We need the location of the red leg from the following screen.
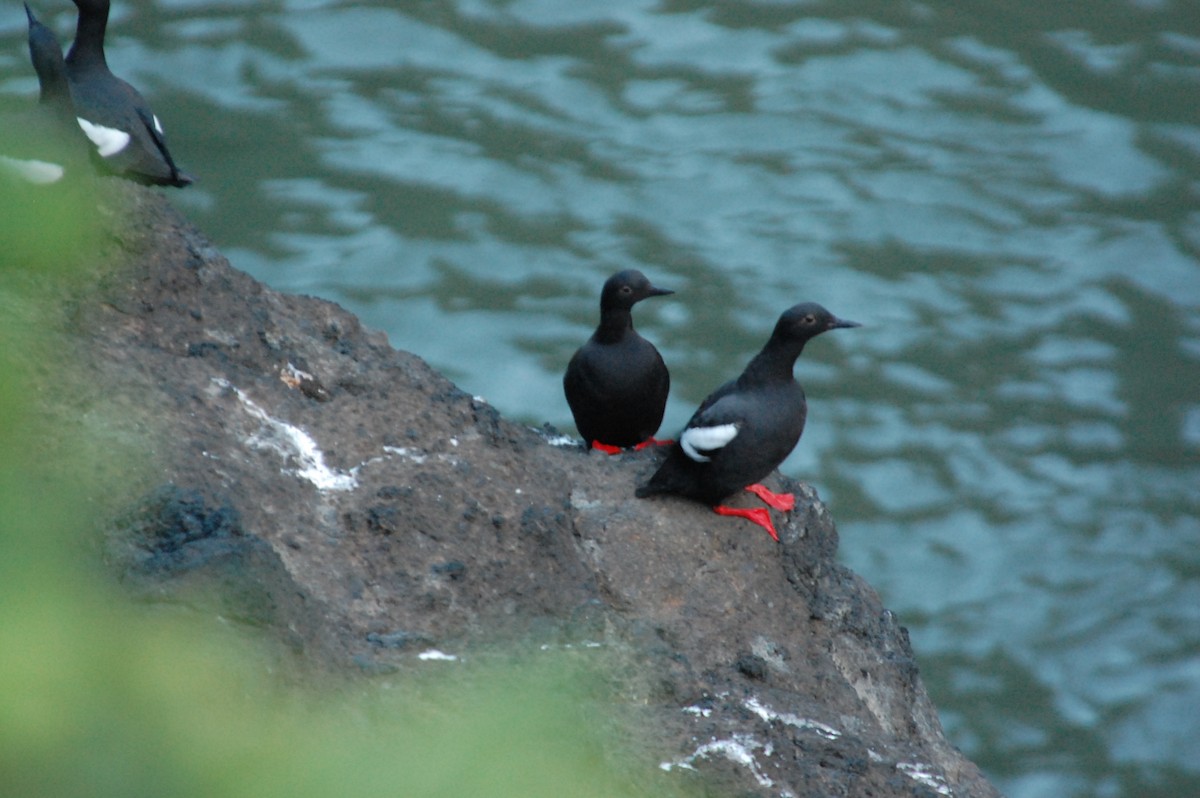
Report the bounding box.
[591,441,623,455]
[713,505,779,541]
[633,437,675,450]
[745,483,795,512]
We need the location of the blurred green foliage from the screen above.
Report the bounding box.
[0,137,106,276]
[0,187,684,798]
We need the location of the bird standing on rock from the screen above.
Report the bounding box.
[564,269,674,453]
[636,302,860,541]
[65,0,193,186]
[0,4,91,184]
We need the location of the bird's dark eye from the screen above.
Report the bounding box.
[804,314,815,324]
[621,286,633,294]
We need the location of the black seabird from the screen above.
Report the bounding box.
[564,269,674,453]
[636,302,860,540]
[65,0,193,187]
[26,4,73,119]
[0,4,91,184]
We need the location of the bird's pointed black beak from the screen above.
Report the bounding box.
[830,316,861,329]
[649,285,674,297]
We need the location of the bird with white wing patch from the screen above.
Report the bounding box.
[636,302,860,540]
[0,5,92,184]
[65,0,192,186]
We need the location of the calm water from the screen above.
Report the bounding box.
[4,1,1198,795]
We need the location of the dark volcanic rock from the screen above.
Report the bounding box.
[59,183,999,798]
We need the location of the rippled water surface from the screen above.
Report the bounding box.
[4,1,1198,795]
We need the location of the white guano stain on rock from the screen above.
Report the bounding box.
[663,696,843,794]
[660,734,774,788]
[743,696,842,740]
[213,377,358,492]
[381,446,428,464]
[896,762,953,796]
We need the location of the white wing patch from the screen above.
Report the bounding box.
[77,117,131,157]
[152,114,164,135]
[0,155,64,184]
[681,423,739,463]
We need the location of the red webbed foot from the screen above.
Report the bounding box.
[590,441,624,455]
[713,504,779,541]
[745,483,795,512]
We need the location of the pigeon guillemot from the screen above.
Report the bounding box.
[26,4,73,119]
[564,269,674,453]
[0,4,91,184]
[65,0,193,187]
[636,302,860,540]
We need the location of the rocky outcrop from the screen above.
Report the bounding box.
[59,183,999,797]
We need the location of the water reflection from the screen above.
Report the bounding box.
[3,1,1198,796]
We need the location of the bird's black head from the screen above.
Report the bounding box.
[773,302,861,342]
[600,269,674,312]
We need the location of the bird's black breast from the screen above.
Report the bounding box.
[564,333,669,447]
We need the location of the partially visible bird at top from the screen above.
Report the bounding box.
[636,302,860,541]
[0,4,92,184]
[64,0,193,187]
[564,269,674,454]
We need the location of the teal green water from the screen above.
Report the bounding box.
[4,2,1198,795]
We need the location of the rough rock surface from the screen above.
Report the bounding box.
[55,183,1000,798]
